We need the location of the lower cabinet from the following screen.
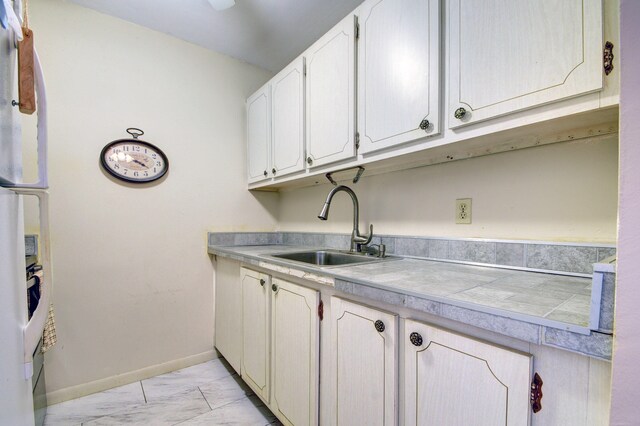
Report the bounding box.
[214,259,242,373]
[241,268,270,400]
[271,278,320,426]
[240,267,320,426]
[403,319,532,426]
[215,260,611,426]
[331,298,398,426]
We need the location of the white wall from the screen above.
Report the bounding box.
[610,0,640,423]
[279,135,618,243]
[22,0,277,400]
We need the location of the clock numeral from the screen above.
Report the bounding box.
[144,172,149,177]
[114,164,120,169]
[153,167,157,173]
[124,169,128,175]
[152,154,157,159]
[156,161,161,166]
[134,146,140,152]
[134,172,139,177]
[144,148,148,153]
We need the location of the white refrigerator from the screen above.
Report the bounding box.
[1,1,52,424]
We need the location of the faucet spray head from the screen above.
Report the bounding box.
[318,202,330,220]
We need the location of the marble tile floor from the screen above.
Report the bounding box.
[44,358,282,425]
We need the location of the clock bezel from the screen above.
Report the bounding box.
[100,138,169,184]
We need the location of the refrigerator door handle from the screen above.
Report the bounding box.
[6,47,48,190]
[13,189,52,379]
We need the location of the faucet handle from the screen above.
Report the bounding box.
[353,225,373,246]
[365,224,373,244]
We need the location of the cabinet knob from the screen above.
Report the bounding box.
[259,279,265,287]
[454,107,467,120]
[419,119,430,130]
[272,168,277,175]
[374,320,385,333]
[263,170,267,177]
[307,156,313,165]
[271,283,278,292]
[409,332,423,347]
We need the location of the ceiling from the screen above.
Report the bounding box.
[68,0,365,72]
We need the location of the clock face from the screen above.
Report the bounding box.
[100,139,169,183]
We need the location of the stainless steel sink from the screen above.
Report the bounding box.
[270,250,392,267]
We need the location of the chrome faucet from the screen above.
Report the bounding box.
[317,185,373,252]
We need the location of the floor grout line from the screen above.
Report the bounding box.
[140,380,147,404]
[197,386,212,411]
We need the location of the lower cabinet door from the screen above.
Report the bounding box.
[332,297,398,426]
[241,268,270,401]
[403,320,532,426]
[271,278,320,426]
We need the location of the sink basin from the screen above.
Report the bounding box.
[271,250,390,267]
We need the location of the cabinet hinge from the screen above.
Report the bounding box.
[355,132,360,150]
[354,15,360,40]
[604,41,614,76]
[530,373,543,413]
[318,300,324,321]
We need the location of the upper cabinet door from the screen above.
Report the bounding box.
[305,15,356,169]
[358,0,441,154]
[272,57,305,178]
[247,84,271,183]
[448,0,603,128]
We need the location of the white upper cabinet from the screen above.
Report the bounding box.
[272,57,306,178]
[358,0,441,154]
[246,84,271,183]
[305,14,357,168]
[448,0,604,128]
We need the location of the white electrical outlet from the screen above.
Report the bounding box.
[456,198,472,224]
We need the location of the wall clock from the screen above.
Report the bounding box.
[100,128,169,183]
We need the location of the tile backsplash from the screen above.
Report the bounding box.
[208,232,615,276]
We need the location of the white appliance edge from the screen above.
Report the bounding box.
[1,1,50,424]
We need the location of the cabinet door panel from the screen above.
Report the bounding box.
[272,57,305,177]
[448,0,603,128]
[214,259,242,373]
[359,0,440,154]
[241,268,270,400]
[404,320,532,426]
[247,85,271,183]
[332,298,397,426]
[305,15,356,168]
[271,278,319,426]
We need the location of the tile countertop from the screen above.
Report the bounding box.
[208,244,614,360]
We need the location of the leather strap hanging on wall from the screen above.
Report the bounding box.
[17,0,35,115]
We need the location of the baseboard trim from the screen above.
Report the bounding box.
[46,350,217,405]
